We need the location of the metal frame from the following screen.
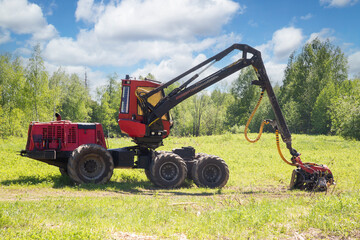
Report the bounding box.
[137,44,296,155]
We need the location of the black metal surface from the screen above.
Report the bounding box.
[22,150,56,160]
[78,123,96,129]
[20,150,68,168]
[108,148,135,168]
[290,167,334,191]
[172,147,195,161]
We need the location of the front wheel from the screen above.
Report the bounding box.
[67,144,114,184]
[192,155,229,188]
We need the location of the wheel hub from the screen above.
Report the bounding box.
[203,164,221,183]
[84,160,97,173]
[159,162,179,181]
[79,154,105,180]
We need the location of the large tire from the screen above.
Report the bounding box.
[150,152,187,188]
[192,155,229,188]
[67,144,114,184]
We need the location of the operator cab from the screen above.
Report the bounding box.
[118,76,171,148]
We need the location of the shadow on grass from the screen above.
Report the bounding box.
[0,175,215,196]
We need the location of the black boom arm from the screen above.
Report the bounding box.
[139,44,297,155]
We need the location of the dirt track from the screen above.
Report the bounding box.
[0,185,321,202]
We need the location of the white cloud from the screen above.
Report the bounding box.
[248,19,258,27]
[0,0,58,41]
[75,0,105,24]
[226,27,304,85]
[253,27,304,62]
[264,61,287,85]
[307,28,335,42]
[300,13,313,20]
[42,0,244,91]
[320,0,358,7]
[132,46,242,87]
[46,1,57,16]
[132,53,207,82]
[44,36,214,67]
[212,33,243,52]
[272,27,304,60]
[45,0,243,67]
[0,28,11,44]
[348,51,360,76]
[92,0,241,41]
[32,24,58,41]
[254,42,272,61]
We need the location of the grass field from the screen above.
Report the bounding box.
[0,133,359,239]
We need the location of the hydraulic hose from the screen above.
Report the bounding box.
[244,90,267,143]
[275,130,298,166]
[244,90,297,166]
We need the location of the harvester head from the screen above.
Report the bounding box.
[289,156,335,192]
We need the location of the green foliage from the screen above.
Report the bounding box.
[280,38,348,133]
[311,81,337,134]
[170,95,196,137]
[60,74,92,122]
[206,89,234,135]
[49,67,68,119]
[226,67,258,127]
[92,73,122,137]
[0,46,94,138]
[25,44,52,122]
[330,79,360,140]
[0,53,29,137]
[165,81,233,136]
[282,99,303,133]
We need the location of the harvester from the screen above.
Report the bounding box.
[21,44,335,190]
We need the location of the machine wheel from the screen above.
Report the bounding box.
[150,152,187,188]
[67,144,114,184]
[192,155,229,188]
[59,167,68,176]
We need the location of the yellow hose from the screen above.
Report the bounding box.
[244,90,267,143]
[244,89,297,166]
[275,130,298,166]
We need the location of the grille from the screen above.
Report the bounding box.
[43,126,55,142]
[56,126,64,140]
[68,126,77,143]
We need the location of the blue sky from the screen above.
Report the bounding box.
[0,0,359,92]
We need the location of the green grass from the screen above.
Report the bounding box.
[0,134,359,239]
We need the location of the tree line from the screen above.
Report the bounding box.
[0,39,359,140]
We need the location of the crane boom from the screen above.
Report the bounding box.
[135,44,296,155]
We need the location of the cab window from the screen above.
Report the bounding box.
[136,87,168,120]
[120,86,130,113]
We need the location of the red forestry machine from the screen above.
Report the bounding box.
[21,44,334,190]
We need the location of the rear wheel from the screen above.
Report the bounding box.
[67,144,114,184]
[192,155,229,188]
[150,152,187,188]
